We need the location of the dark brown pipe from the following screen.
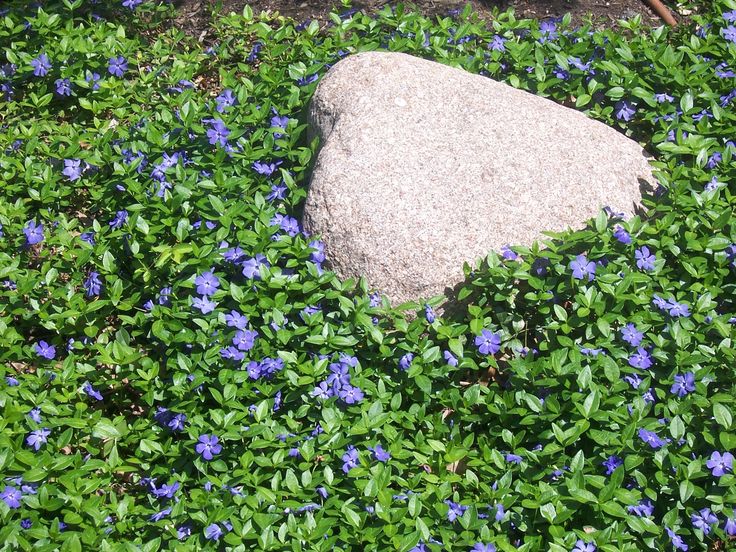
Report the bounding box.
[643,0,678,26]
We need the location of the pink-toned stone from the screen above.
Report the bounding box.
[303,51,655,306]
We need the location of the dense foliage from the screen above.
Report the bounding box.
[0,0,735,550]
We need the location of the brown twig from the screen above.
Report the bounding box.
[643,0,677,26]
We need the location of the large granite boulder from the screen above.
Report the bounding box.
[302,51,655,306]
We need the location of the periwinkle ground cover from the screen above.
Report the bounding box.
[0,0,735,550]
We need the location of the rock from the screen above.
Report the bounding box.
[302,51,655,306]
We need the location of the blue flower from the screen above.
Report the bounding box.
[445,500,468,522]
[26,428,50,450]
[342,446,359,473]
[108,56,128,77]
[691,507,718,535]
[34,340,56,360]
[399,353,414,371]
[489,35,506,52]
[0,486,21,509]
[31,53,51,76]
[601,455,622,475]
[472,544,496,552]
[63,159,83,181]
[109,210,128,229]
[194,271,219,296]
[55,78,72,96]
[475,329,501,355]
[443,350,458,366]
[424,304,436,323]
[368,444,391,462]
[215,89,236,113]
[627,499,654,517]
[635,246,656,271]
[569,254,596,281]
[573,541,596,552]
[192,296,217,314]
[206,119,230,146]
[665,527,688,551]
[505,453,523,464]
[84,271,102,297]
[24,220,44,245]
[628,347,652,369]
[614,100,636,121]
[638,428,667,449]
[83,382,103,401]
[204,523,223,541]
[620,323,643,346]
[195,435,222,460]
[670,373,695,398]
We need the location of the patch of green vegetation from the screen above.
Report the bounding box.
[0,1,735,550]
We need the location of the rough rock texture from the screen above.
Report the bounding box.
[303,51,655,306]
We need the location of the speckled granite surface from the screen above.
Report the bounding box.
[303,51,655,306]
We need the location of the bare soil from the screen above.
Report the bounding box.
[172,0,691,40]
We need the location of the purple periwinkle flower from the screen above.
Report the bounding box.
[505,453,523,464]
[670,373,695,398]
[26,428,50,450]
[424,304,436,323]
[570,253,598,281]
[204,523,223,541]
[628,499,654,517]
[691,507,718,535]
[638,428,667,449]
[34,340,56,360]
[369,444,391,462]
[31,53,51,77]
[83,381,103,401]
[613,226,632,244]
[28,408,42,424]
[722,25,736,43]
[192,296,217,314]
[665,527,688,551]
[573,541,596,552]
[602,455,623,475]
[215,89,236,113]
[338,384,364,404]
[706,451,734,477]
[399,353,414,371]
[614,100,636,121]
[224,310,248,329]
[108,56,128,77]
[242,254,269,279]
[628,347,652,370]
[84,271,102,297]
[24,220,44,245]
[620,323,643,346]
[195,434,222,460]
[85,72,101,90]
[472,544,496,552]
[194,271,219,296]
[206,118,230,146]
[725,511,736,536]
[342,446,359,473]
[475,329,501,355]
[109,210,128,229]
[55,78,72,96]
[63,159,83,181]
[489,34,506,51]
[635,246,656,271]
[667,299,691,318]
[252,160,282,176]
[445,500,468,522]
[443,350,458,367]
[0,486,21,509]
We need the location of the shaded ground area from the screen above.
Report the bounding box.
[173,0,692,39]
